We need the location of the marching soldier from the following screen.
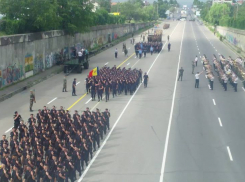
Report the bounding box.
[62,76,67,92]
[72,78,77,96]
[143,73,149,88]
[30,90,36,112]
[104,82,110,102]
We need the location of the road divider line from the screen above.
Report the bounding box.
[242,87,245,92]
[218,117,223,127]
[47,97,57,104]
[227,146,233,161]
[77,21,181,182]
[76,81,80,85]
[85,98,92,104]
[5,127,13,133]
[159,21,184,182]
[213,99,216,105]
[127,63,130,66]
[131,60,140,68]
[117,53,135,68]
[105,62,109,65]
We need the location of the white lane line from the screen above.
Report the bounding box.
[213,99,216,105]
[159,22,185,182]
[127,63,130,66]
[205,75,207,78]
[218,117,223,127]
[85,98,92,104]
[128,47,131,49]
[47,97,57,104]
[199,52,201,54]
[105,62,109,65]
[76,81,80,85]
[242,87,245,92]
[216,49,218,52]
[227,146,233,161]
[131,60,140,68]
[5,127,13,133]
[77,21,181,182]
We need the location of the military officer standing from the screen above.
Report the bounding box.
[105,82,110,102]
[143,73,149,88]
[30,90,36,112]
[63,76,67,92]
[178,67,184,81]
[72,78,77,96]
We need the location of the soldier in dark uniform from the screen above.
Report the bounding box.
[14,111,21,129]
[55,165,66,182]
[72,78,77,96]
[105,82,110,102]
[85,76,91,94]
[178,67,184,81]
[30,90,36,112]
[90,81,96,101]
[98,83,104,102]
[65,154,75,182]
[63,76,67,92]
[143,73,149,88]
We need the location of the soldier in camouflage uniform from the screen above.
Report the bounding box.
[63,76,67,92]
[30,90,36,112]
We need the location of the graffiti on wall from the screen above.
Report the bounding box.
[112,33,118,41]
[33,54,44,74]
[25,53,33,72]
[226,33,239,46]
[45,53,58,69]
[0,63,24,88]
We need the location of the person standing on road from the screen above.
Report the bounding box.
[178,67,184,81]
[14,111,21,129]
[98,83,104,102]
[30,90,36,112]
[139,48,142,59]
[167,35,170,41]
[72,78,77,96]
[115,48,118,59]
[192,60,195,74]
[208,74,214,90]
[168,43,171,52]
[90,81,96,101]
[195,56,198,67]
[195,71,203,88]
[143,47,147,58]
[63,76,67,92]
[143,72,149,88]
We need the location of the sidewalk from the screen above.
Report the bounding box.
[0,66,63,102]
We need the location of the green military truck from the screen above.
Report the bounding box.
[63,57,89,74]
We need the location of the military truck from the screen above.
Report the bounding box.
[63,57,89,74]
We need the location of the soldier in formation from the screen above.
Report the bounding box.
[0,106,110,182]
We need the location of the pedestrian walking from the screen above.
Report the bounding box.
[192,60,195,74]
[143,72,149,88]
[168,43,171,52]
[63,76,67,92]
[195,56,198,67]
[178,67,184,81]
[72,78,77,96]
[194,71,203,88]
[115,48,118,58]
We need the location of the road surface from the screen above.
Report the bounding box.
[0,20,244,182]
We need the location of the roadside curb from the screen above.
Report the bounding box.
[0,24,153,103]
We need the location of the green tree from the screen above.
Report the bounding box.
[97,0,111,12]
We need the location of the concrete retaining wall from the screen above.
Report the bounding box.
[0,23,151,89]
[217,26,245,52]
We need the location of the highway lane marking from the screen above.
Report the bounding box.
[117,53,135,68]
[76,81,80,85]
[242,87,245,92]
[131,60,140,68]
[159,22,185,182]
[227,146,233,161]
[218,117,223,127]
[85,98,92,104]
[212,99,216,105]
[47,97,57,104]
[66,53,135,110]
[5,127,13,133]
[105,62,109,65]
[127,63,130,66]
[77,22,181,182]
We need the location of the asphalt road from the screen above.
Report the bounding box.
[0,20,245,182]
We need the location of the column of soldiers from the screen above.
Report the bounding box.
[202,55,215,90]
[85,66,142,102]
[134,42,163,58]
[0,106,111,182]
